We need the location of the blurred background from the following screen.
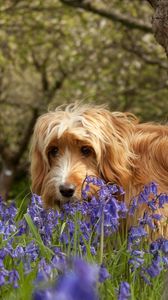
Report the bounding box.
[0,0,168,200]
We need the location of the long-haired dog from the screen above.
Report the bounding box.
[30,103,168,237]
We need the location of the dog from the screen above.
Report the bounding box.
[30,103,168,237]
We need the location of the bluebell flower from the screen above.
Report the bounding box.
[99,264,110,282]
[33,258,99,300]
[38,258,53,279]
[146,260,162,278]
[79,221,91,241]
[0,248,6,260]
[90,246,96,256]
[129,248,145,270]
[158,194,168,208]
[25,241,39,261]
[17,219,27,235]
[148,182,158,195]
[60,232,69,245]
[148,200,157,211]
[32,288,55,300]
[51,254,67,273]
[128,198,138,216]
[8,269,19,288]
[0,258,4,268]
[149,240,160,255]
[151,214,162,221]
[128,226,147,244]
[35,270,48,284]
[161,240,168,254]
[129,257,144,270]
[118,281,131,300]
[84,175,105,187]
[131,250,144,257]
[0,273,5,286]
[107,184,119,194]
[162,256,168,265]
[0,268,9,287]
[138,191,148,204]
[82,184,90,199]
[139,212,155,230]
[119,201,128,218]
[140,269,151,285]
[12,245,25,258]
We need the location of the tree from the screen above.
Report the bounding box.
[147,0,168,56]
[0,0,168,199]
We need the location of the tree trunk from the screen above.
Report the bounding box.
[0,162,16,200]
[147,0,168,57]
[0,108,38,200]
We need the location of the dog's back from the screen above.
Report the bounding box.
[131,123,168,194]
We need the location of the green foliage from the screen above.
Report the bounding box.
[0,0,168,197]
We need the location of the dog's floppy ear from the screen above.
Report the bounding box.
[30,115,49,195]
[98,110,137,188]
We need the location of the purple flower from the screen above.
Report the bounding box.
[139,212,155,230]
[90,246,96,256]
[84,176,105,187]
[119,201,128,218]
[151,214,162,220]
[161,240,168,254]
[12,245,25,258]
[148,200,157,211]
[99,265,110,282]
[25,241,39,261]
[162,256,168,265]
[60,232,69,245]
[8,269,19,288]
[158,194,168,208]
[0,268,9,286]
[33,258,99,300]
[128,226,147,244]
[140,270,151,285]
[0,273,5,286]
[149,182,158,195]
[129,198,137,216]
[32,289,55,300]
[149,240,160,255]
[138,191,148,204]
[128,257,144,270]
[38,258,53,279]
[146,260,162,278]
[118,281,131,300]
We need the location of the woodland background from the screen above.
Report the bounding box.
[0,0,168,200]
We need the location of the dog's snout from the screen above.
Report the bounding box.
[59,183,76,198]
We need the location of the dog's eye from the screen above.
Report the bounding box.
[81,146,92,156]
[48,147,59,158]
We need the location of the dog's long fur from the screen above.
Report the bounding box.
[30,103,168,237]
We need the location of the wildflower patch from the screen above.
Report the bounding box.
[0,178,167,299]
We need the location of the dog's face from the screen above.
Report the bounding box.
[30,104,135,208]
[42,132,99,207]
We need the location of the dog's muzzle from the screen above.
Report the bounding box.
[59,183,76,198]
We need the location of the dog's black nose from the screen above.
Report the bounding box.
[59,183,76,198]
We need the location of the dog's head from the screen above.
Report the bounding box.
[30,103,137,208]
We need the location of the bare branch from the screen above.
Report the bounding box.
[122,44,168,69]
[146,0,158,9]
[60,0,152,33]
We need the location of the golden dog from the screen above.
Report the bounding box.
[30,103,168,236]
